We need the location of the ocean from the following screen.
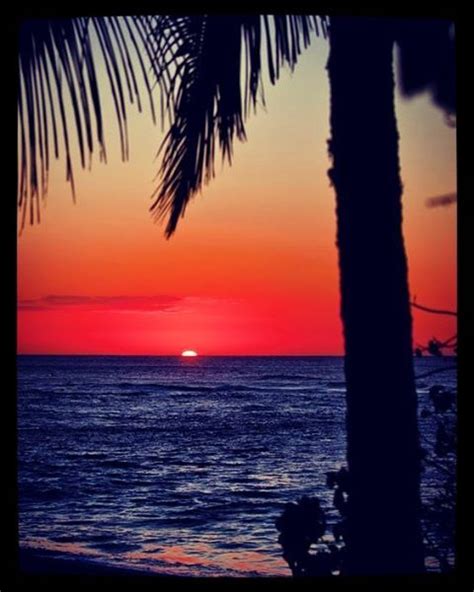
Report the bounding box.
[17,355,456,576]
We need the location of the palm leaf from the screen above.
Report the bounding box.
[17,16,157,231]
[148,14,328,237]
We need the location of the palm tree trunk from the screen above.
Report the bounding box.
[327,16,425,574]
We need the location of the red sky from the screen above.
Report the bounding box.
[17,36,457,355]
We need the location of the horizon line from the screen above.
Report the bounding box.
[17,353,345,357]
[16,353,457,358]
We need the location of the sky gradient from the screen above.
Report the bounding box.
[17,33,457,355]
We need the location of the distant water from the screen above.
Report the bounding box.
[17,355,456,576]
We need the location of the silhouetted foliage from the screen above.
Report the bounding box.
[275,496,327,576]
[396,19,456,119]
[145,15,329,236]
[419,375,456,572]
[414,336,457,358]
[17,16,456,234]
[411,300,457,357]
[18,16,158,231]
[276,468,348,576]
[414,293,456,572]
[327,466,349,518]
[429,385,455,414]
[277,389,456,578]
[428,339,443,356]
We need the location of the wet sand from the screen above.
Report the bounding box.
[18,547,170,576]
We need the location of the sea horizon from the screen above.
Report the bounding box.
[17,353,347,358]
[16,353,457,358]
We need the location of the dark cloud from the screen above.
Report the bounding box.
[425,192,457,208]
[18,294,184,313]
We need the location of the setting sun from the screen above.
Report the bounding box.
[181,350,198,357]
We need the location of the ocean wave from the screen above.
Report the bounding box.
[97,459,144,469]
[25,381,321,399]
[104,382,318,396]
[115,382,216,393]
[64,451,109,460]
[256,374,318,381]
[229,489,280,499]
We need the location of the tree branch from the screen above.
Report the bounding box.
[411,302,457,317]
[415,366,457,380]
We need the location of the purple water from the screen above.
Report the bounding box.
[17,355,456,576]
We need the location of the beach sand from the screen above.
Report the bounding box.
[18,547,170,577]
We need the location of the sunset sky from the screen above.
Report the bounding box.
[17,30,457,355]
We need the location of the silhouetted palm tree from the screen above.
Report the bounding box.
[327,17,454,574]
[326,17,454,574]
[18,14,456,575]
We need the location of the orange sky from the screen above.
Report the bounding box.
[17,32,457,355]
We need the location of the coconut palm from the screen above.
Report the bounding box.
[327,18,454,574]
[18,14,456,575]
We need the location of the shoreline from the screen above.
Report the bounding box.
[18,547,175,577]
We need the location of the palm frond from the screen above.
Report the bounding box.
[149,14,329,237]
[17,16,157,232]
